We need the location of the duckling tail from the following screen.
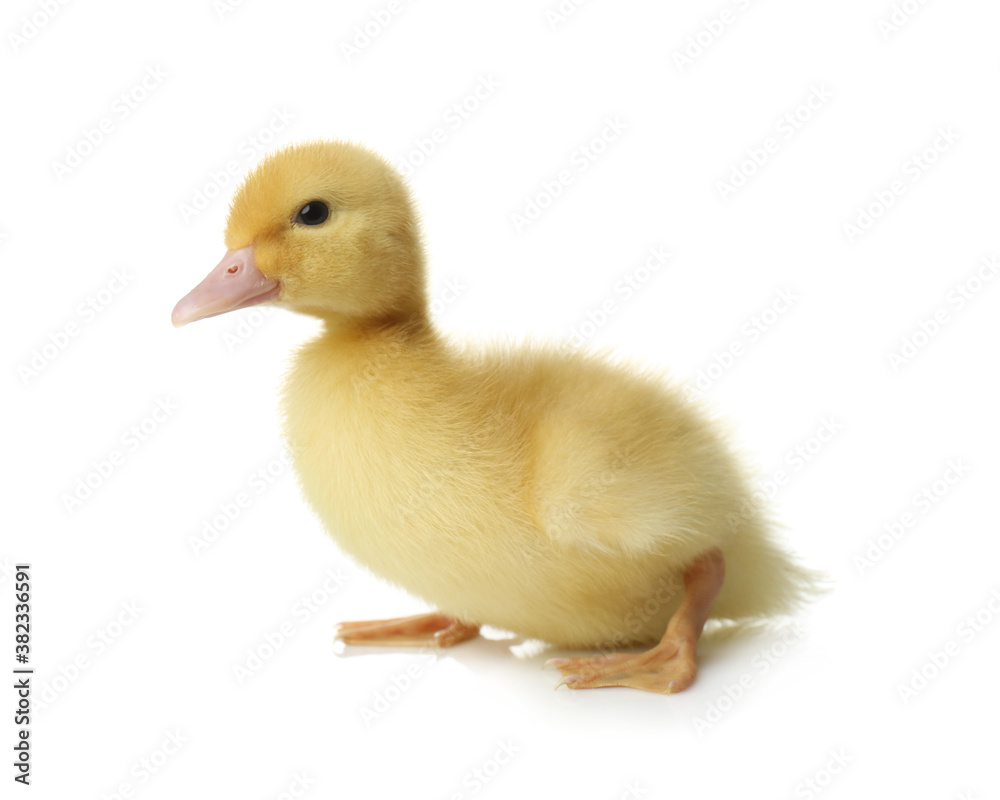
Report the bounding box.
[712,514,829,621]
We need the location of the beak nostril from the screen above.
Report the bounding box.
[227,265,240,274]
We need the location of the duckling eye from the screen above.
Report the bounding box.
[295,201,329,226]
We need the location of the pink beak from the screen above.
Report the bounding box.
[172,245,280,327]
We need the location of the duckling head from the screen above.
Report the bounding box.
[172,140,426,327]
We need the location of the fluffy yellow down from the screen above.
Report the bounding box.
[226,140,816,649]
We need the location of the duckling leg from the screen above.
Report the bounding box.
[335,612,479,648]
[545,548,724,694]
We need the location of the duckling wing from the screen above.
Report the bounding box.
[486,347,748,561]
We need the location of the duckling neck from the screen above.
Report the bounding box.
[307,309,448,393]
[318,308,438,350]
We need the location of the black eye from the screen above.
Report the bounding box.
[295,201,329,226]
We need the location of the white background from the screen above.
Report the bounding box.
[3,0,1000,797]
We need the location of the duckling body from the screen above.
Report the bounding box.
[285,323,802,649]
[173,140,814,692]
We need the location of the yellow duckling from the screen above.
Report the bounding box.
[173,140,816,694]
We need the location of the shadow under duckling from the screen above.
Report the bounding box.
[173,140,818,694]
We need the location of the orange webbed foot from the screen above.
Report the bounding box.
[544,547,724,695]
[335,612,479,648]
[545,638,697,694]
